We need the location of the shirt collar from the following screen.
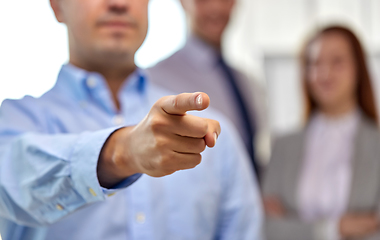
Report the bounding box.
[309,108,361,137]
[182,34,220,71]
[56,63,147,103]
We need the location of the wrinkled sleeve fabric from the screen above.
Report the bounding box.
[0,99,139,227]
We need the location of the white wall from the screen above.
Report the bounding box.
[0,1,68,103]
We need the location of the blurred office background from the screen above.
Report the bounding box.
[1,0,380,136]
[224,0,380,135]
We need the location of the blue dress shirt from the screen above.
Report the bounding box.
[0,64,262,240]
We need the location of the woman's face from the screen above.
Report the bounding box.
[306,32,358,112]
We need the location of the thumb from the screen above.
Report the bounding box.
[160,92,210,115]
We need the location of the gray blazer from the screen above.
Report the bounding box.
[262,117,380,240]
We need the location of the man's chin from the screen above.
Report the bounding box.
[202,34,223,45]
[95,41,134,56]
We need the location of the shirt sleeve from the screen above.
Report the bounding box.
[0,99,141,227]
[214,120,264,240]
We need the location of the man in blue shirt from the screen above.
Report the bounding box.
[0,0,262,239]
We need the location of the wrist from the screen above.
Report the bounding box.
[97,126,139,188]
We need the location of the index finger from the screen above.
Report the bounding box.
[161,92,210,115]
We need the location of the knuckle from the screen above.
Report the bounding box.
[154,136,169,149]
[216,121,221,132]
[172,96,180,109]
[188,95,194,107]
[210,119,221,131]
[198,120,208,136]
[150,116,166,132]
[153,97,166,109]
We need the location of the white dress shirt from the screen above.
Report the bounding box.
[298,110,361,239]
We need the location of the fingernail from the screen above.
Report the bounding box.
[196,94,202,108]
[214,132,218,144]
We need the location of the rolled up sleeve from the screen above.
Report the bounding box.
[0,99,141,227]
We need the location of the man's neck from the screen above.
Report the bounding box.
[69,57,136,111]
[193,32,222,51]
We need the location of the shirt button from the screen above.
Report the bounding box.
[56,204,64,211]
[107,193,116,197]
[135,212,146,224]
[113,115,124,126]
[89,188,97,197]
[86,76,97,88]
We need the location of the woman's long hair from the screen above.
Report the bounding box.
[300,26,378,123]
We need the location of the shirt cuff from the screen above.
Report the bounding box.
[314,218,341,240]
[35,127,122,223]
[101,173,142,196]
[70,127,121,203]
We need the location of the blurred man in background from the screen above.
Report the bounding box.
[148,0,267,178]
[0,0,263,239]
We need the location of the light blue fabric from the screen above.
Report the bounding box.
[0,64,263,240]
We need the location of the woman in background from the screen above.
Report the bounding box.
[262,26,380,240]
